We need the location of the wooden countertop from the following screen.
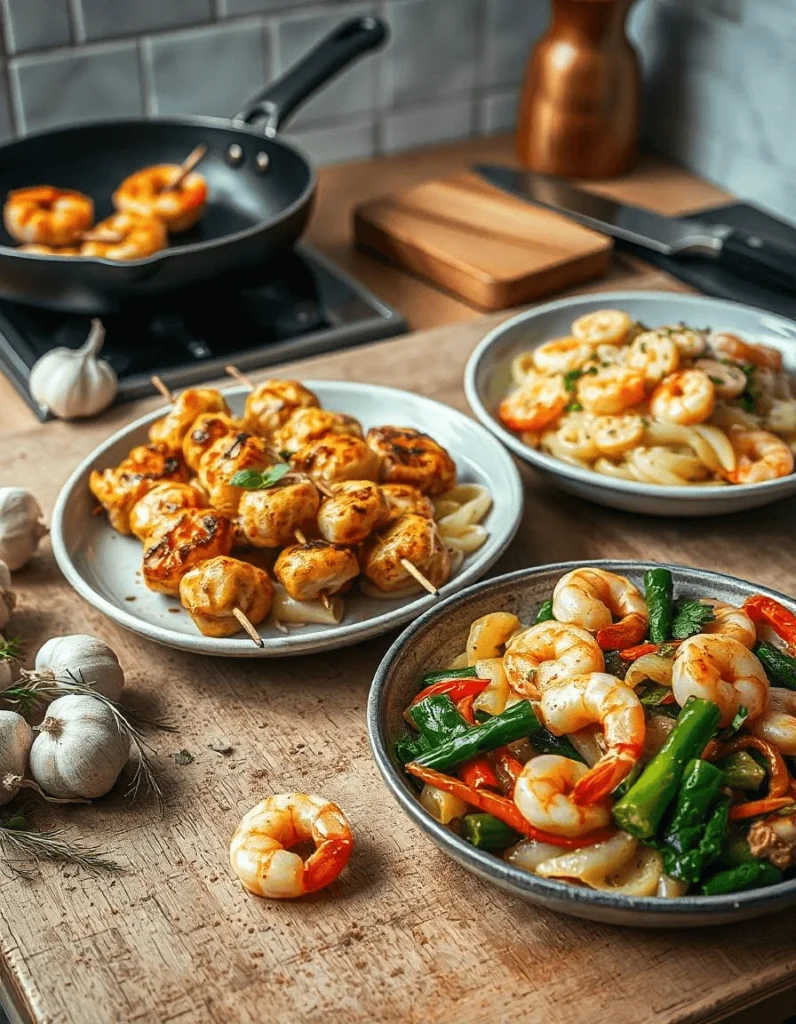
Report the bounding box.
[3,139,795,1024]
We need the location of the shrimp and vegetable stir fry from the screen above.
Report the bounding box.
[396,566,796,898]
[498,310,796,487]
[89,380,492,640]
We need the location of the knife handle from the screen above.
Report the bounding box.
[718,230,796,294]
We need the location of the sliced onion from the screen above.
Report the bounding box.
[535,832,638,885]
[505,839,564,873]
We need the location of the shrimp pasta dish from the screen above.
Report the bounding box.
[396,566,796,899]
[498,309,795,487]
[88,379,492,640]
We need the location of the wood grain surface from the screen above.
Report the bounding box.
[1,309,795,1024]
[353,172,613,309]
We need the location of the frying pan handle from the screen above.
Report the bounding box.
[233,16,388,134]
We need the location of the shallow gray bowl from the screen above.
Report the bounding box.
[464,292,796,516]
[368,559,796,927]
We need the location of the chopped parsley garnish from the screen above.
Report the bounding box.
[671,599,716,639]
[565,401,583,413]
[563,366,598,392]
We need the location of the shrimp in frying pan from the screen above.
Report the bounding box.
[113,163,207,233]
[4,186,93,246]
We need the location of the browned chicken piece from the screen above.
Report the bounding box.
[182,411,240,471]
[291,434,380,489]
[273,407,363,456]
[89,443,189,535]
[237,479,320,548]
[197,432,276,516]
[361,513,451,593]
[366,426,456,496]
[317,480,390,546]
[242,379,319,437]
[273,540,359,601]
[179,556,274,638]
[381,483,435,525]
[149,388,230,452]
[129,481,204,542]
[142,508,232,595]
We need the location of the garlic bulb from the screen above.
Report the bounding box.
[0,709,33,806]
[0,488,48,570]
[0,559,16,631]
[29,694,130,800]
[35,634,124,702]
[29,318,117,420]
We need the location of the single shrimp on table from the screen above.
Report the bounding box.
[513,755,613,838]
[552,567,647,649]
[726,427,793,484]
[229,793,353,898]
[671,634,770,727]
[503,621,604,697]
[4,186,93,246]
[537,672,646,803]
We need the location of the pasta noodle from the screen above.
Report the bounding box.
[434,483,491,557]
[271,587,344,625]
[498,312,795,486]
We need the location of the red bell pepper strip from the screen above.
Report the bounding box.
[743,594,796,651]
[708,734,789,797]
[596,612,647,651]
[456,694,476,725]
[729,795,795,821]
[459,756,500,790]
[619,640,682,662]
[409,676,489,709]
[406,762,615,849]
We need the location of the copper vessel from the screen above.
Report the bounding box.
[517,0,640,179]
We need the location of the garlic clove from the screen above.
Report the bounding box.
[29,319,118,420]
[34,634,124,702]
[0,488,48,571]
[0,709,33,807]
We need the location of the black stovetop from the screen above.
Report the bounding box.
[0,246,405,420]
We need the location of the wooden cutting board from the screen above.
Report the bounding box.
[353,172,613,310]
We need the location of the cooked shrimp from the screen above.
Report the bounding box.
[89,442,188,534]
[129,481,204,542]
[699,598,757,648]
[113,163,207,233]
[726,426,793,484]
[237,479,320,549]
[711,332,783,373]
[553,567,647,648]
[626,331,680,385]
[242,379,319,436]
[672,634,769,726]
[292,434,381,489]
[229,793,353,898]
[571,309,632,346]
[81,211,166,261]
[538,673,645,802]
[503,621,604,697]
[361,513,451,594]
[18,242,81,256]
[750,688,796,756]
[366,426,457,496]
[498,377,568,432]
[4,186,93,246]
[748,809,796,870]
[182,411,239,471]
[513,755,613,838]
[317,480,389,546]
[179,556,273,638]
[693,359,747,399]
[577,367,645,415]
[591,414,645,457]
[142,508,232,595]
[649,369,715,425]
[532,337,593,375]
[198,432,275,516]
[665,326,707,359]
[149,387,230,453]
[274,407,363,455]
[274,540,359,601]
[381,483,435,524]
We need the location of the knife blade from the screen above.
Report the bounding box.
[474,163,796,294]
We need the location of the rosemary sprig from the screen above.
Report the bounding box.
[0,636,22,663]
[0,820,121,873]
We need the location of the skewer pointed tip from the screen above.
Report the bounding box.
[400,558,439,596]
[232,607,264,648]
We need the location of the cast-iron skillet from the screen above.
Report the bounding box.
[0,16,387,314]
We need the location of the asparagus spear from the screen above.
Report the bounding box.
[413,701,542,773]
[700,861,781,896]
[663,758,725,853]
[462,813,520,850]
[755,642,796,692]
[716,750,767,792]
[644,567,673,645]
[663,797,730,885]
[613,698,721,838]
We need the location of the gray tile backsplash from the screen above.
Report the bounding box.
[0,0,791,220]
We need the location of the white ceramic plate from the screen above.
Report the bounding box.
[465,291,796,516]
[51,382,523,656]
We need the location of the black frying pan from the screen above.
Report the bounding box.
[0,16,387,314]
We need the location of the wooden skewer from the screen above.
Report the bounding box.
[232,607,264,648]
[164,144,208,193]
[400,557,439,596]
[151,375,175,403]
[225,364,255,390]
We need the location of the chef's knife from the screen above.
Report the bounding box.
[474,163,796,294]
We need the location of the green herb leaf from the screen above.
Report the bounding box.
[0,637,22,663]
[562,366,598,392]
[722,705,749,739]
[230,463,291,490]
[672,600,716,640]
[565,401,584,413]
